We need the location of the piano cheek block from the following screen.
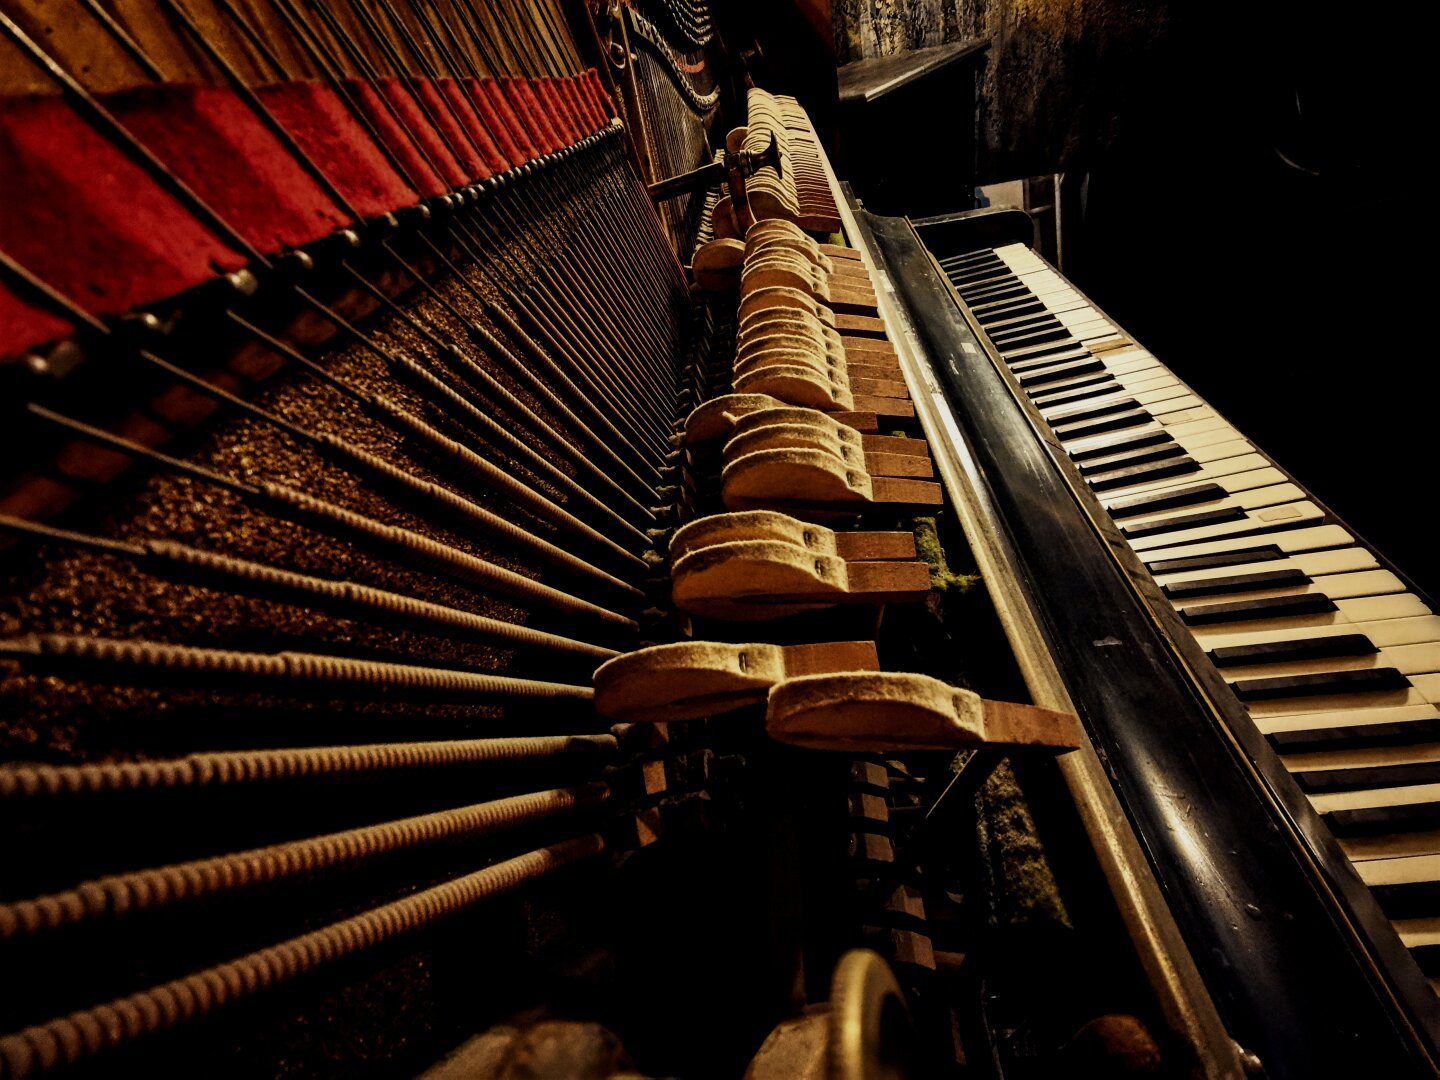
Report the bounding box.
[765,671,1085,754]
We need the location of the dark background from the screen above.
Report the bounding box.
[732,1,1437,599]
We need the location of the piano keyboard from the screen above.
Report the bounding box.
[936,242,1440,990]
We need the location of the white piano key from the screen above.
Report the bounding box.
[1117,479,1297,525]
[1138,524,1354,566]
[1155,405,1214,427]
[1392,916,1440,945]
[1099,459,1279,504]
[1216,641,1440,684]
[1345,833,1440,862]
[1310,781,1440,815]
[1259,704,1440,738]
[1248,684,1436,720]
[1128,500,1324,553]
[1180,593,1431,642]
[1196,615,1440,654]
[1039,382,1190,422]
[1355,854,1440,888]
[1283,744,1440,778]
[1173,567,1406,610]
[1155,547,1379,591]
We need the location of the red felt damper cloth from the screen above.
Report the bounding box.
[437,78,506,176]
[342,78,448,198]
[538,79,578,146]
[565,75,603,134]
[583,69,616,120]
[374,78,469,191]
[408,77,486,182]
[255,81,417,220]
[504,78,561,156]
[0,95,245,320]
[0,282,75,361]
[555,77,587,135]
[472,77,534,166]
[577,75,609,133]
[104,84,351,255]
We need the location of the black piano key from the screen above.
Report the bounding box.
[1301,766,1440,800]
[1029,376,1120,406]
[956,280,1019,301]
[1267,715,1440,753]
[971,288,1034,310]
[1120,506,1245,539]
[1165,567,1312,600]
[978,302,1047,327]
[1232,667,1410,703]
[1180,593,1338,626]
[1067,430,1173,462]
[1087,456,1201,491]
[1016,358,1105,387]
[1077,442,1184,474]
[963,281,1029,304]
[1110,481,1226,520]
[1366,880,1440,921]
[991,319,1066,344]
[1148,545,1284,575]
[939,251,999,268]
[1043,397,1139,425]
[995,325,1070,351]
[1009,348,1093,373]
[1053,408,1151,441]
[1326,802,1440,839]
[1002,338,1087,362]
[1407,945,1440,978]
[1295,759,1440,794]
[949,262,1007,284]
[1211,631,1374,664]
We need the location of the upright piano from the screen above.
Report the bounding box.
[0,2,1434,1077]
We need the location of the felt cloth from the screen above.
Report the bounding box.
[437,78,507,176]
[373,77,468,191]
[583,69,615,120]
[104,84,351,255]
[0,94,245,321]
[539,79,578,146]
[408,77,485,182]
[256,81,418,220]
[508,78,561,155]
[342,78,447,197]
[0,283,75,361]
[473,78,535,166]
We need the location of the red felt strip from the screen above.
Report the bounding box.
[438,78,506,177]
[104,84,350,255]
[376,78,468,190]
[480,78,536,165]
[343,78,447,198]
[567,74,603,134]
[0,282,74,361]
[559,78,590,140]
[520,78,563,153]
[256,81,417,220]
[582,69,615,121]
[408,77,485,182]
[464,78,523,167]
[540,79,578,145]
[505,78,559,156]
[0,95,245,321]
